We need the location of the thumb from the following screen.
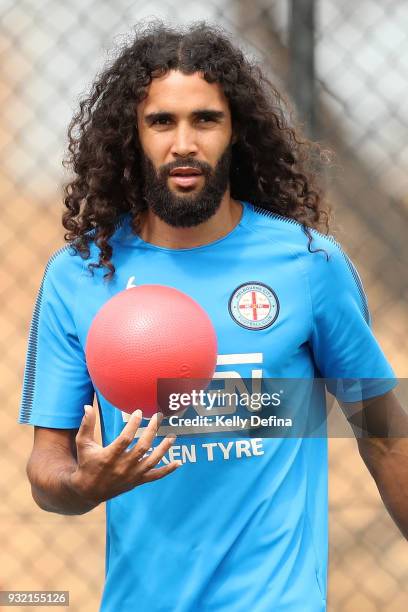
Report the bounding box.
[76,404,97,444]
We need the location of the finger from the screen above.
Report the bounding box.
[140,461,182,483]
[138,434,177,471]
[105,409,144,457]
[75,404,97,445]
[129,412,164,461]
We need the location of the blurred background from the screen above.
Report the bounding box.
[1,0,407,610]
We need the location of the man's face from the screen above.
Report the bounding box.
[136,70,234,227]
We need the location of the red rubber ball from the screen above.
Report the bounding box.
[85,285,218,417]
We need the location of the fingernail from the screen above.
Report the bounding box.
[157,412,163,419]
[175,460,183,467]
[135,409,142,417]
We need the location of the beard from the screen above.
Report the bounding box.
[141,144,232,228]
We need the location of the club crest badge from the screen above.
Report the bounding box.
[228,282,279,330]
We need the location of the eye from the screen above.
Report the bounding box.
[152,117,171,126]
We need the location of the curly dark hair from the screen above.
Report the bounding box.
[62,20,333,280]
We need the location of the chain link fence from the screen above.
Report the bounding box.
[1,1,407,610]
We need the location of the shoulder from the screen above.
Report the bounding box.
[245,202,347,264]
[40,244,86,307]
[245,202,367,305]
[43,244,85,280]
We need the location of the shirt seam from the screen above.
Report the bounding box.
[71,252,88,352]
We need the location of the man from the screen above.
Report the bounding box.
[19,22,407,612]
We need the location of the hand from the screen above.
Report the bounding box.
[69,404,180,506]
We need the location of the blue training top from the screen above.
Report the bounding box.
[18,200,396,611]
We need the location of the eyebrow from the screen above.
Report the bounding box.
[144,109,226,124]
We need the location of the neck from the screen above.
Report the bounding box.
[137,191,243,249]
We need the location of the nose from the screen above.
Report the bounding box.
[170,123,198,158]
